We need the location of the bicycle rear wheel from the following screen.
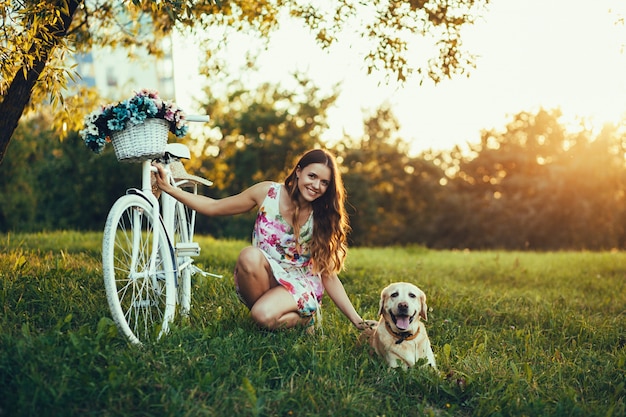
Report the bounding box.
[102,194,176,344]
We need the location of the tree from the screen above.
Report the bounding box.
[191,75,338,238]
[339,106,444,246]
[1,0,489,165]
[435,108,626,250]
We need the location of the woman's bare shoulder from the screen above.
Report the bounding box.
[244,181,275,204]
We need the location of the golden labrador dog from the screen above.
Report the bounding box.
[365,282,436,369]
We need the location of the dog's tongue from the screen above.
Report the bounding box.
[396,316,410,331]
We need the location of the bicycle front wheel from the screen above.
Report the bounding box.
[102,194,176,345]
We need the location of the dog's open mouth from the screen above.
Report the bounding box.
[390,311,416,331]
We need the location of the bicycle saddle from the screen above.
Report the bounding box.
[164,143,191,159]
[169,161,213,187]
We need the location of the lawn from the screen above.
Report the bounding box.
[0,231,624,416]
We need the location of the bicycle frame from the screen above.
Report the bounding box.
[129,160,165,287]
[103,114,217,344]
[138,158,217,284]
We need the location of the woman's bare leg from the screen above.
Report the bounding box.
[235,247,277,308]
[235,246,306,330]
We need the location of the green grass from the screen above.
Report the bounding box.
[1,232,624,416]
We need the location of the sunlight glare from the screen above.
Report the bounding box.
[173,0,626,156]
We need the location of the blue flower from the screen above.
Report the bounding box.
[145,100,158,116]
[107,118,126,131]
[85,134,106,153]
[111,106,130,127]
[129,105,147,124]
[174,125,189,137]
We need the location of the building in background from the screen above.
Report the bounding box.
[73,36,176,101]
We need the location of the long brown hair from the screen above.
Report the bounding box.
[284,149,350,275]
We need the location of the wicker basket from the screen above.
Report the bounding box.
[111,118,169,162]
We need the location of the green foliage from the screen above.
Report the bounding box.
[339,106,445,246]
[1,0,487,166]
[2,0,486,103]
[5,103,626,251]
[431,109,626,250]
[0,232,625,416]
[0,113,140,232]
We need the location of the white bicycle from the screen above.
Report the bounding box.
[102,115,221,345]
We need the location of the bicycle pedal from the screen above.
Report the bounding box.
[176,242,201,257]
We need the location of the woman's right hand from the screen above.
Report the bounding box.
[152,163,174,194]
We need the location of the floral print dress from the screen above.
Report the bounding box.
[251,182,323,319]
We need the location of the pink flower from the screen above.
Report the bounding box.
[279,279,295,293]
[267,234,281,247]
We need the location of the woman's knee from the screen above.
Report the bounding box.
[249,290,301,330]
[250,303,275,328]
[250,307,300,330]
[236,247,266,275]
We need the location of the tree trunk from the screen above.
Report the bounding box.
[0,0,81,165]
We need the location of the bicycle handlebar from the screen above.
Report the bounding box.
[186,115,210,123]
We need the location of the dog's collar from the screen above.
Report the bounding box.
[384,320,419,344]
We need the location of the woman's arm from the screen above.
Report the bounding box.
[322,273,376,330]
[154,163,271,217]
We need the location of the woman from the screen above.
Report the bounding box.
[154,149,375,332]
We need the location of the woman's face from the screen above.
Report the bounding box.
[296,163,332,203]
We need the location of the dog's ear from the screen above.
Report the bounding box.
[419,293,428,321]
[378,288,386,317]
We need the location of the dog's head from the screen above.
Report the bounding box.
[378,282,428,332]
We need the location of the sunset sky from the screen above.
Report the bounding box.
[175,0,626,155]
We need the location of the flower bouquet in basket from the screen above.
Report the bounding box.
[80,89,189,162]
